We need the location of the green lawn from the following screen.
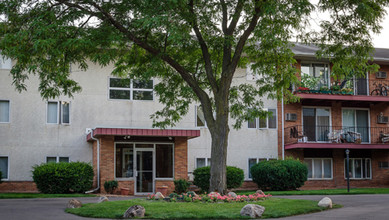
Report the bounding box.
[237,188,389,196]
[0,193,96,199]
[66,198,340,219]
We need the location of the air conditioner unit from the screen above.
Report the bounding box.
[286,113,297,121]
[377,115,389,124]
[376,71,387,79]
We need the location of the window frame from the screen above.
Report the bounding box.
[108,77,154,101]
[304,158,333,180]
[195,157,211,168]
[61,101,71,125]
[0,100,10,123]
[344,158,372,180]
[46,101,59,124]
[195,105,207,128]
[300,62,331,88]
[247,108,277,129]
[46,156,70,163]
[0,156,9,180]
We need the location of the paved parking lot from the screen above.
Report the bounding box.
[0,194,388,219]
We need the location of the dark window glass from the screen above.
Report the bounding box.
[156,144,173,178]
[110,90,131,100]
[133,91,153,100]
[268,109,277,129]
[115,144,134,178]
[110,78,130,88]
[133,80,153,89]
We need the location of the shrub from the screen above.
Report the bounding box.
[104,180,118,194]
[32,162,94,194]
[193,166,244,192]
[174,179,190,194]
[250,159,308,191]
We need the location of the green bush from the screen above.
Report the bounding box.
[32,162,94,194]
[250,159,308,191]
[104,180,118,194]
[193,166,244,192]
[174,179,190,194]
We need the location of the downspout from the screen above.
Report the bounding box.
[282,89,285,160]
[86,129,100,193]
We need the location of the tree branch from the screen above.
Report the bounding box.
[220,0,228,33]
[187,0,219,95]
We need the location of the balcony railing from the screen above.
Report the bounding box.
[295,78,389,97]
[285,125,389,145]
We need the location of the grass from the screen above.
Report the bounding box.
[66,198,340,219]
[236,188,389,196]
[0,193,97,199]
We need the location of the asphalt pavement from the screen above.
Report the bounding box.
[0,194,388,219]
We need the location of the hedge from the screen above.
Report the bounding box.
[250,159,308,191]
[32,162,94,194]
[193,166,244,192]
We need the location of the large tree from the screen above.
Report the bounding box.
[0,0,387,193]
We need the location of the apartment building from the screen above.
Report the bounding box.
[0,58,278,195]
[280,44,389,188]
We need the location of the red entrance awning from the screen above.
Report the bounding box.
[86,127,200,142]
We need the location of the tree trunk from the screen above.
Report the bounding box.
[209,111,229,194]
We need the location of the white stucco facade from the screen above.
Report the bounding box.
[0,61,278,182]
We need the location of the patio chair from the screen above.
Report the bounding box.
[342,130,362,143]
[327,130,343,143]
[380,132,389,143]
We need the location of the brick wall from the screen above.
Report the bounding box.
[0,181,38,192]
[174,137,188,180]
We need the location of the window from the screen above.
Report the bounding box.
[379,161,389,169]
[115,144,134,178]
[248,158,275,179]
[47,101,70,124]
[0,55,12,69]
[302,108,330,142]
[344,158,371,179]
[0,156,8,180]
[196,158,211,168]
[301,63,329,89]
[248,109,277,129]
[109,78,153,100]
[156,144,173,178]
[304,158,333,179]
[196,106,206,127]
[46,157,69,163]
[0,100,10,123]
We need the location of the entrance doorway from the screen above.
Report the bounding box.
[135,149,154,194]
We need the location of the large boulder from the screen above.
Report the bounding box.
[255,190,264,195]
[240,204,265,218]
[318,197,332,208]
[98,196,109,203]
[227,192,237,198]
[66,199,82,209]
[154,192,165,200]
[123,205,145,218]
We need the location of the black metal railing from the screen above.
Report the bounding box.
[294,78,389,97]
[285,125,389,145]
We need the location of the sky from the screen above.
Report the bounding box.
[372,9,389,49]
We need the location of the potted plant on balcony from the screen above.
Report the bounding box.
[319,86,330,94]
[301,74,320,93]
[297,86,310,93]
[330,82,341,94]
[340,88,353,95]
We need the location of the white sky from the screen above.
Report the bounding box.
[372,8,389,48]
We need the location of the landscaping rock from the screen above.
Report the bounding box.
[208,192,221,197]
[98,196,109,203]
[318,197,332,208]
[256,190,264,195]
[123,205,145,218]
[240,204,265,218]
[228,192,237,198]
[66,199,82,209]
[154,192,165,199]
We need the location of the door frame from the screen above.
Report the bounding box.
[301,106,332,142]
[134,147,155,195]
[341,108,371,143]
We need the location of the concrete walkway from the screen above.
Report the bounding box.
[0,194,388,219]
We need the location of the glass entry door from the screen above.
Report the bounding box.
[135,150,154,194]
[303,108,330,142]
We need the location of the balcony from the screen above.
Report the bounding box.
[285,125,389,150]
[294,78,389,102]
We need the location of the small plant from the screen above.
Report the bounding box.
[169,193,178,198]
[104,180,118,194]
[320,86,329,91]
[330,81,341,91]
[174,179,191,194]
[301,74,320,90]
